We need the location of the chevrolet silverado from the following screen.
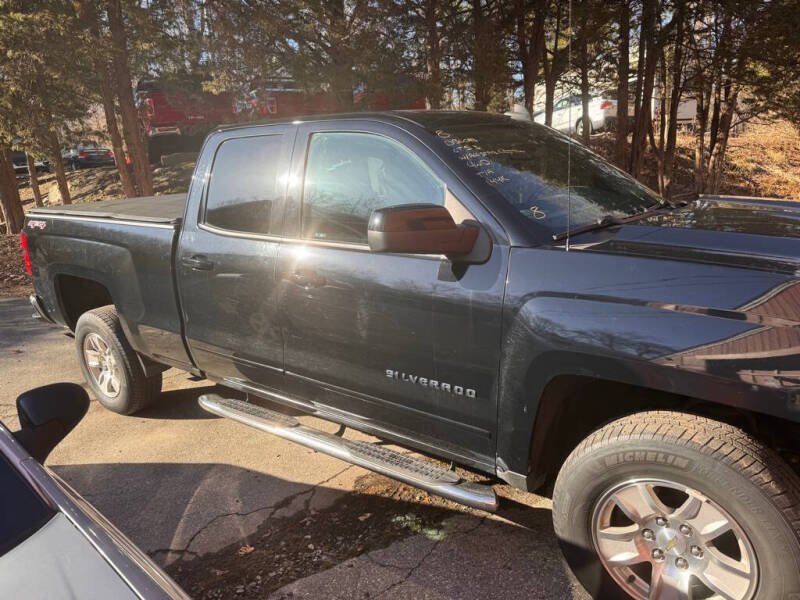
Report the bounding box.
[22,111,800,599]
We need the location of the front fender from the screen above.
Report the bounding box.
[497,247,800,476]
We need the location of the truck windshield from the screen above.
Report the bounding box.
[425,115,661,234]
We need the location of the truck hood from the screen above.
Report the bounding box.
[578,196,800,275]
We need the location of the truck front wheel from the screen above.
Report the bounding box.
[553,411,800,599]
[75,306,162,415]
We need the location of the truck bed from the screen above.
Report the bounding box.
[27,193,186,225]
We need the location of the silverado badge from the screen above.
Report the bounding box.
[385,369,476,398]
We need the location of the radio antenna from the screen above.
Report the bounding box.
[566,0,573,252]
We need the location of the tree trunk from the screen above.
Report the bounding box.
[26,155,43,207]
[516,0,530,111]
[615,0,630,167]
[108,0,153,196]
[544,77,556,125]
[543,2,562,126]
[659,0,686,201]
[708,81,721,157]
[0,146,25,234]
[579,36,591,145]
[100,67,138,197]
[517,0,546,115]
[82,0,138,198]
[707,83,739,194]
[630,2,646,173]
[630,0,658,179]
[424,0,443,109]
[693,91,707,193]
[45,123,71,205]
[327,1,354,111]
[471,0,491,111]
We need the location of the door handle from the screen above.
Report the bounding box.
[182,255,214,271]
[291,269,325,288]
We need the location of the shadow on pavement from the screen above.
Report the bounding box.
[0,297,65,351]
[137,384,308,420]
[136,384,232,420]
[50,461,583,599]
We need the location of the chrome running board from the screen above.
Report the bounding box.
[198,394,498,512]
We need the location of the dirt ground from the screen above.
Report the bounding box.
[0,235,29,298]
[171,473,484,599]
[591,119,800,200]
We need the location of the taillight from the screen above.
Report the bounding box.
[109,151,115,159]
[78,151,89,158]
[599,101,613,110]
[20,232,32,275]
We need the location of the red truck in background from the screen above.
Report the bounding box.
[136,78,426,162]
[136,79,235,161]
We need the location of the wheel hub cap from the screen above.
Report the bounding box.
[83,332,121,398]
[591,478,758,600]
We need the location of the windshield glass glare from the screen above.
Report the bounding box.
[426,116,661,234]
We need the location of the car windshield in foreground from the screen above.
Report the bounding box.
[423,114,661,235]
[0,452,54,556]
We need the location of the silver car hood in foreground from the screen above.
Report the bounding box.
[0,423,189,600]
[0,512,139,600]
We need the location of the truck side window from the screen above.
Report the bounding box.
[205,135,283,234]
[301,132,446,244]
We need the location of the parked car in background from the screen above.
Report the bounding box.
[61,143,116,170]
[12,150,50,176]
[533,93,619,135]
[0,383,189,599]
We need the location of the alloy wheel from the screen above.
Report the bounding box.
[591,478,758,599]
[83,332,121,398]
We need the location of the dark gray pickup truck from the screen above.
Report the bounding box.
[22,111,800,599]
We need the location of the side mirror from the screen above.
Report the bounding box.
[367,204,491,263]
[14,383,90,462]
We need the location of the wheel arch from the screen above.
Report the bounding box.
[497,350,800,491]
[56,273,114,330]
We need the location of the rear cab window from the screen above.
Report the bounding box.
[204,134,285,235]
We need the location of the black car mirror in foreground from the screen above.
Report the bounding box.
[13,383,89,462]
[367,203,491,263]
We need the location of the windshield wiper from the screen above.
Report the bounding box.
[552,202,671,242]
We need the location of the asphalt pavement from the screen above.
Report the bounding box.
[0,296,588,599]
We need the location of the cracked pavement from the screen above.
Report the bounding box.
[1,297,588,599]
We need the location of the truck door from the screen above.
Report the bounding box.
[177,125,295,389]
[275,121,508,468]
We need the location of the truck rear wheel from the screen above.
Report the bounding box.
[552,411,800,599]
[75,306,162,415]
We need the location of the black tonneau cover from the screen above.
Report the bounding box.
[28,193,186,225]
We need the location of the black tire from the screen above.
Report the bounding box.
[553,411,800,599]
[75,306,162,415]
